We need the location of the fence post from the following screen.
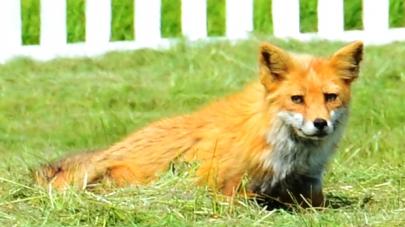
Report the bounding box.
[135,0,161,44]
[181,0,207,41]
[272,0,300,37]
[0,0,22,62]
[226,0,253,39]
[363,0,389,33]
[318,0,344,37]
[0,0,22,47]
[86,0,111,45]
[40,0,67,47]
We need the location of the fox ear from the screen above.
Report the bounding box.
[331,41,363,83]
[259,42,293,84]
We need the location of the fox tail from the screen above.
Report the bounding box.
[34,150,111,190]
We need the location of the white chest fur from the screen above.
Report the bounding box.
[261,111,347,191]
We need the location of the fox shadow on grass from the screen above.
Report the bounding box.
[324,193,359,209]
[326,193,373,209]
[255,193,363,211]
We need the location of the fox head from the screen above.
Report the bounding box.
[259,41,363,140]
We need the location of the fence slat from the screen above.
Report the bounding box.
[135,0,161,44]
[40,0,67,46]
[86,0,111,45]
[272,0,300,37]
[318,0,344,37]
[0,0,22,48]
[182,0,207,40]
[226,0,253,39]
[363,0,389,33]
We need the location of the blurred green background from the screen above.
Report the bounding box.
[21,0,405,44]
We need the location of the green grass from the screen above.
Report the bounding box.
[0,39,404,225]
[20,0,405,44]
[4,0,405,225]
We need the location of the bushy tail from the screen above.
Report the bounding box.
[34,150,111,190]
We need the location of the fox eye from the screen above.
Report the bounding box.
[291,95,304,104]
[324,93,338,102]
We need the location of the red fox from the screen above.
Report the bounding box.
[35,41,363,207]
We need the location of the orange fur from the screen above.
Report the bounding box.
[35,41,363,208]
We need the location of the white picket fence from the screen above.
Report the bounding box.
[0,0,404,63]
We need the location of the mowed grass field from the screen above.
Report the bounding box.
[2,0,405,225]
[0,38,404,225]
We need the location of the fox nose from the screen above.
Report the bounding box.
[313,118,327,130]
